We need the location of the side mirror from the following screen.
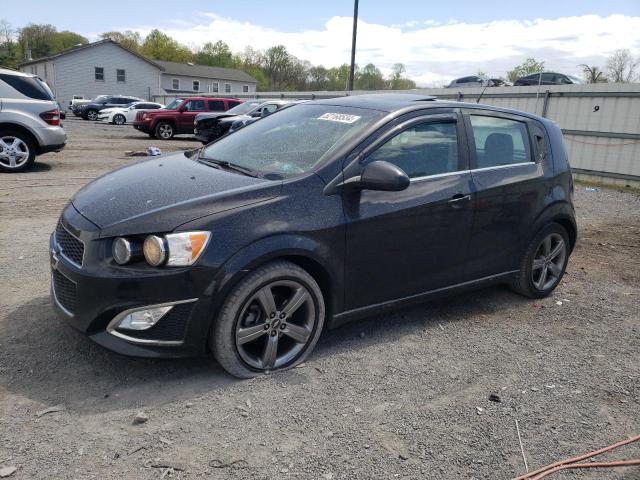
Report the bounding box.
[250,110,262,118]
[341,161,410,192]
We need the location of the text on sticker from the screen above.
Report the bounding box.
[318,113,361,124]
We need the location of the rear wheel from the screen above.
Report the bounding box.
[86,109,98,121]
[113,114,126,125]
[155,121,175,140]
[0,130,36,173]
[211,261,325,378]
[511,223,570,298]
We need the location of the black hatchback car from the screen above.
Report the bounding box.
[50,94,576,378]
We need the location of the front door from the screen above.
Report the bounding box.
[177,99,205,133]
[344,112,474,311]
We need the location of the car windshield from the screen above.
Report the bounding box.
[567,75,585,84]
[200,104,384,178]
[124,102,138,109]
[92,95,108,103]
[226,101,263,115]
[165,98,184,110]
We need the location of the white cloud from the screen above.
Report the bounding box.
[125,13,640,87]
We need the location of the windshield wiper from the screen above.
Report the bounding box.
[198,158,262,178]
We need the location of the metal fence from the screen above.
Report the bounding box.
[154,83,640,187]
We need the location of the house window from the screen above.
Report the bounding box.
[116,69,126,83]
[172,78,180,90]
[212,82,219,92]
[225,83,231,93]
[193,80,200,91]
[242,85,249,93]
[95,67,104,81]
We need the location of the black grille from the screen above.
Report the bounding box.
[52,270,77,313]
[56,222,84,266]
[117,303,194,342]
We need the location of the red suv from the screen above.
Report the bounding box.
[133,97,242,140]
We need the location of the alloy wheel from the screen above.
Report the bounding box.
[235,280,316,370]
[531,233,566,290]
[0,136,30,169]
[114,114,126,125]
[158,124,173,139]
[87,110,98,120]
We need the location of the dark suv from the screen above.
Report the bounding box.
[74,95,143,120]
[50,94,576,378]
[514,72,585,86]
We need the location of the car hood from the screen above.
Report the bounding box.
[196,112,237,123]
[71,152,282,237]
[219,114,251,124]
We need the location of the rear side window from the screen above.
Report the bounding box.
[208,100,225,110]
[228,101,241,108]
[185,100,205,111]
[469,115,531,168]
[364,121,460,179]
[0,74,54,100]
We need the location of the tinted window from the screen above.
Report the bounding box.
[0,74,54,100]
[228,101,242,108]
[469,115,531,168]
[208,100,225,111]
[185,100,205,111]
[202,105,384,177]
[364,121,460,178]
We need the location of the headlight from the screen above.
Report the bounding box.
[112,237,143,265]
[143,231,210,267]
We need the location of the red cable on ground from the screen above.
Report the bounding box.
[513,433,640,480]
[530,459,640,480]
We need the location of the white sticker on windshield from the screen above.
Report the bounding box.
[318,112,361,124]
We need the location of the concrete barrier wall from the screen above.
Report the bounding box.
[155,84,640,186]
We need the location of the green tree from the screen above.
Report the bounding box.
[507,58,545,83]
[308,66,329,90]
[51,30,88,51]
[141,29,192,62]
[388,63,416,90]
[262,45,291,90]
[356,63,386,90]
[100,31,142,52]
[0,19,19,68]
[326,64,351,90]
[194,40,235,68]
[18,23,57,59]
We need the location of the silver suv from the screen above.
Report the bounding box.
[0,68,67,172]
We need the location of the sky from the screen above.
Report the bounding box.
[4,0,640,86]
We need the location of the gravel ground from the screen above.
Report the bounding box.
[0,118,638,479]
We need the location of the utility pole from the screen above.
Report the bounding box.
[348,0,359,91]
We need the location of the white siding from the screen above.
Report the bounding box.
[43,42,161,108]
[160,74,255,95]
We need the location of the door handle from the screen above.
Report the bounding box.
[448,194,471,208]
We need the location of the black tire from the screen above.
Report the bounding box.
[113,114,126,125]
[155,121,175,140]
[0,129,36,173]
[210,260,325,378]
[510,222,570,299]
[86,109,98,121]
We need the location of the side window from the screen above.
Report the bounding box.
[225,83,231,93]
[242,85,249,93]
[193,80,200,91]
[227,101,241,109]
[116,69,126,82]
[208,100,225,111]
[95,67,104,81]
[363,121,460,179]
[262,103,279,115]
[185,100,205,111]
[469,115,532,168]
[172,78,179,90]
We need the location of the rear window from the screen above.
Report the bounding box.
[469,115,532,168]
[0,74,54,101]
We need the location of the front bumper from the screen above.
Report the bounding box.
[49,205,214,358]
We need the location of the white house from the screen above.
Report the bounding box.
[17,39,257,107]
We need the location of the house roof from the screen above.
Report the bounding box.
[17,39,163,70]
[155,61,257,84]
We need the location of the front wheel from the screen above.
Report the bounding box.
[155,121,174,140]
[113,114,126,125]
[511,222,570,298]
[211,261,325,378]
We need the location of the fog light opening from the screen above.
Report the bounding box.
[117,305,173,331]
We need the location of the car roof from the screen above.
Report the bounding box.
[0,67,35,78]
[313,94,437,112]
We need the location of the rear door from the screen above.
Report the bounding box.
[462,109,552,279]
[207,99,225,112]
[343,110,475,310]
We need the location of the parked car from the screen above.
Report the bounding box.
[133,97,242,139]
[97,101,164,125]
[514,72,585,86]
[194,99,298,144]
[50,94,576,378]
[75,95,143,120]
[446,75,508,88]
[69,95,88,109]
[0,68,66,172]
[227,100,308,135]
[57,102,67,120]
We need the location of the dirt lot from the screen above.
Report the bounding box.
[0,118,639,479]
